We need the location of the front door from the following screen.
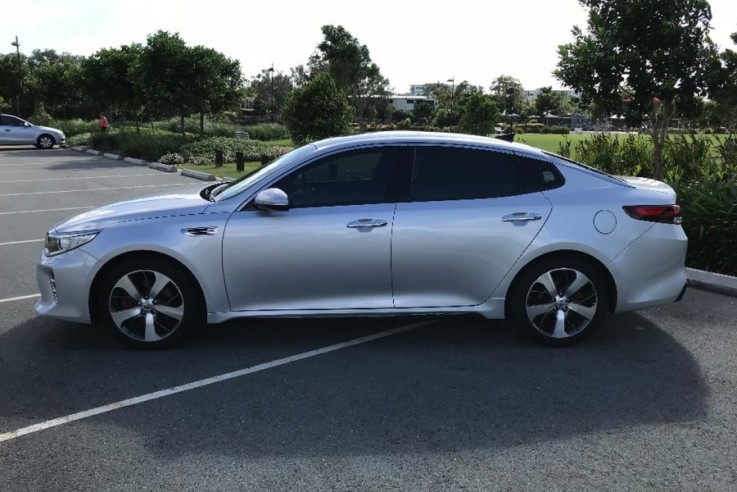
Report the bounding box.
[222,146,408,312]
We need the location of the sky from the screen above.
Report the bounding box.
[4,0,737,94]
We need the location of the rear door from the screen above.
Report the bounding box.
[391,146,560,308]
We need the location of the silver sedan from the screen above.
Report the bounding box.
[36,132,687,348]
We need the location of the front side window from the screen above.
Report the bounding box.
[272,147,406,208]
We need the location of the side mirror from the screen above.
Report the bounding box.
[23,122,32,127]
[254,188,289,212]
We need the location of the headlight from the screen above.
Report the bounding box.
[44,231,99,256]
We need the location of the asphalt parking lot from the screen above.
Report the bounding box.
[1,147,736,490]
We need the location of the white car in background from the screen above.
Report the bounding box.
[0,114,65,149]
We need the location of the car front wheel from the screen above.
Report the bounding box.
[97,258,204,349]
[36,134,55,149]
[509,256,608,346]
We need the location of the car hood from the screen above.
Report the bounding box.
[52,188,211,232]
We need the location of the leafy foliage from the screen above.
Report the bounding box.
[179,137,293,163]
[555,0,720,179]
[675,181,737,276]
[282,73,353,145]
[458,92,498,136]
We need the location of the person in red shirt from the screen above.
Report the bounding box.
[99,113,108,133]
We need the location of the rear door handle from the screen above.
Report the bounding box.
[502,212,542,222]
[347,219,388,229]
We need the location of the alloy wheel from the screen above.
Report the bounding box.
[108,269,185,343]
[525,268,599,339]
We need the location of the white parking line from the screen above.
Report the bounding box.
[0,239,43,246]
[0,320,432,443]
[0,206,93,216]
[0,173,163,183]
[0,293,41,304]
[0,183,192,197]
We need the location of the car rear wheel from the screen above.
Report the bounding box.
[509,256,607,346]
[97,258,204,349]
[36,134,55,149]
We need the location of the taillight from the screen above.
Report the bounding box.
[623,205,682,224]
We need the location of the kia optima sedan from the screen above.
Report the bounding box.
[36,132,687,348]
[0,114,65,148]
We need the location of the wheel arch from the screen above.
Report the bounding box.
[504,250,618,316]
[88,250,206,324]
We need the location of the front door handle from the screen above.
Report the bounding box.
[347,219,388,229]
[502,212,542,222]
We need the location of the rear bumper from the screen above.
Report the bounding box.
[609,224,688,313]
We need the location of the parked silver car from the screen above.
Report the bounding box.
[36,132,687,348]
[0,114,65,148]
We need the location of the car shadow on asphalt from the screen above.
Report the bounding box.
[0,311,708,457]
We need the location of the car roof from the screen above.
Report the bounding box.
[311,131,547,159]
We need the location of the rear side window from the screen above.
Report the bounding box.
[409,147,563,202]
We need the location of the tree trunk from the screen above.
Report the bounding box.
[199,112,205,137]
[180,115,186,137]
[648,100,674,181]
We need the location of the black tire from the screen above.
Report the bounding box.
[508,256,608,346]
[37,134,55,149]
[97,258,205,349]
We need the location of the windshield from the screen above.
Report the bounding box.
[213,145,316,201]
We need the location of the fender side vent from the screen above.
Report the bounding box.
[182,227,218,237]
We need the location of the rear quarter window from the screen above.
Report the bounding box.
[513,154,565,193]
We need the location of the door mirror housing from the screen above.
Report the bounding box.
[254,188,290,211]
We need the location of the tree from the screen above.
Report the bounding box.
[308,25,390,130]
[490,75,526,115]
[282,72,353,145]
[458,92,498,136]
[411,100,435,125]
[535,87,561,116]
[82,44,143,123]
[250,68,293,120]
[136,31,244,135]
[555,0,720,179]
[710,32,737,129]
[187,45,244,135]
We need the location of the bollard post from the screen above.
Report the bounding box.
[235,152,245,172]
[260,154,270,166]
[215,150,223,168]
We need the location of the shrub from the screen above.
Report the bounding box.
[28,103,53,126]
[90,128,196,161]
[179,137,293,163]
[573,133,652,176]
[55,119,98,137]
[67,132,93,147]
[663,134,716,183]
[541,125,570,134]
[675,180,737,276]
[158,153,184,164]
[242,123,290,141]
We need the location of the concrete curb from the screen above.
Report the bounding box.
[123,157,148,166]
[103,152,124,160]
[70,146,87,152]
[85,149,102,156]
[181,169,217,181]
[147,162,177,173]
[687,268,737,298]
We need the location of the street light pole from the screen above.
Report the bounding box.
[268,64,275,123]
[11,35,21,116]
[446,77,455,116]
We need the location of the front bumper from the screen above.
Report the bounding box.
[35,247,98,323]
